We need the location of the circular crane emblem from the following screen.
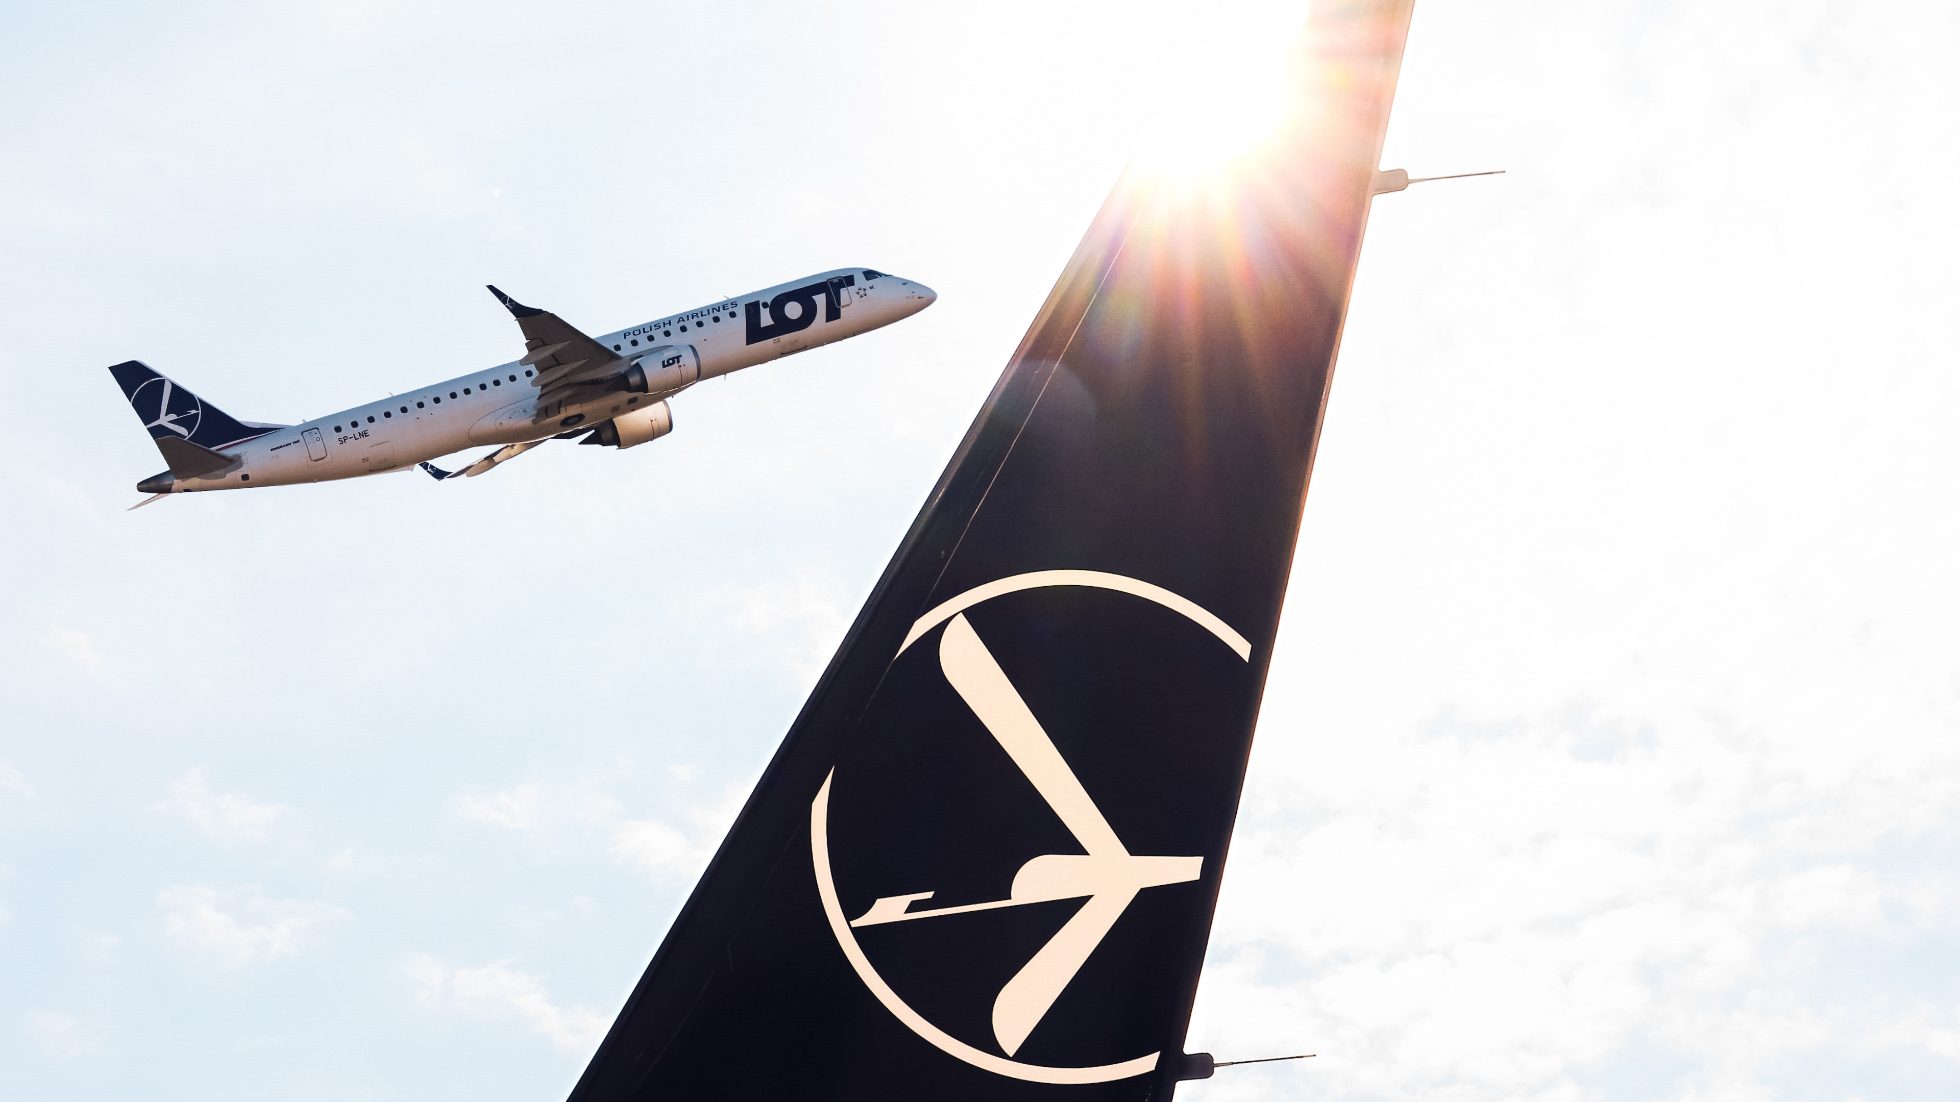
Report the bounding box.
[810,570,1251,1085]
[131,377,203,440]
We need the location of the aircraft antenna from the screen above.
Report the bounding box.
[1169,1051,1317,1080]
[1214,1053,1316,1068]
[1408,169,1505,184]
[1372,167,1506,195]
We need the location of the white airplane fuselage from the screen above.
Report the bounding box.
[137,268,934,493]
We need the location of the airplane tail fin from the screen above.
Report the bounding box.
[567,3,1415,1099]
[106,360,277,455]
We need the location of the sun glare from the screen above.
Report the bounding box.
[1130,5,1312,187]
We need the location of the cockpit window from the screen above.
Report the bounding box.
[862,269,886,280]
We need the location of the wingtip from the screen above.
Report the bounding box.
[487,284,543,318]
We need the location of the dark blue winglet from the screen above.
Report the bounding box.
[418,461,456,481]
[486,285,543,318]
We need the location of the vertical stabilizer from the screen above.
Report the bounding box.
[107,360,275,453]
[569,3,1416,1099]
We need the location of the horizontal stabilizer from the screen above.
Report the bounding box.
[156,436,238,479]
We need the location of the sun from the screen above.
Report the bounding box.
[1127,3,1317,188]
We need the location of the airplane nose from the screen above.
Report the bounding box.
[909,283,938,308]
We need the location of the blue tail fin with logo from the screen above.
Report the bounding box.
[107,360,277,453]
[562,2,1417,1100]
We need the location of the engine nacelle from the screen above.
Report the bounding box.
[622,344,701,395]
[584,401,674,449]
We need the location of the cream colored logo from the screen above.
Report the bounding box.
[133,377,203,439]
[810,570,1251,1085]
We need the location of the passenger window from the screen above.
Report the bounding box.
[450,391,458,399]
[463,387,471,394]
[417,401,425,408]
[508,374,516,382]
[680,324,688,332]
[663,329,672,337]
[367,416,375,423]
[631,338,639,346]
[711,315,719,323]
[431,397,440,404]
[612,343,621,351]
[492,379,500,386]
[333,425,342,433]
[524,369,533,377]
[384,411,392,418]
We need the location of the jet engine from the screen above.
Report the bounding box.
[582,401,674,449]
[622,345,701,395]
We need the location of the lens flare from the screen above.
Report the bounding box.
[1129,4,1316,190]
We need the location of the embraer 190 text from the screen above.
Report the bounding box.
[109,268,935,504]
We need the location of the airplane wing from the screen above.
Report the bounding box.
[418,438,555,482]
[486,285,626,401]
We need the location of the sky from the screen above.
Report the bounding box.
[4,1,1959,1099]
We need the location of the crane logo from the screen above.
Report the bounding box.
[131,377,203,441]
[809,570,1251,1085]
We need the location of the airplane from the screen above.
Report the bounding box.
[107,268,936,503]
[555,0,1423,1098]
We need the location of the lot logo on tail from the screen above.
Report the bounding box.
[131,377,203,440]
[810,570,1251,1085]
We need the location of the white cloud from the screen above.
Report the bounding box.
[450,775,738,883]
[452,783,545,831]
[723,569,852,688]
[84,933,121,965]
[0,761,34,805]
[407,955,605,1054]
[1871,1009,1960,1064]
[157,885,346,969]
[25,1011,98,1062]
[609,785,745,884]
[161,768,286,843]
[609,818,700,878]
[48,628,104,678]
[1185,675,1960,1101]
[451,780,622,834]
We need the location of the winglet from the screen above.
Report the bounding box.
[486,284,543,318]
[418,461,456,481]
